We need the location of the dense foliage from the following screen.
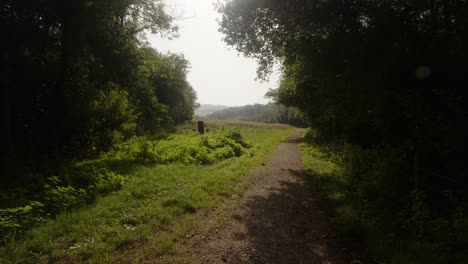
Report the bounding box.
[206,103,306,127]
[218,0,468,262]
[1,0,197,186]
[107,128,252,165]
[301,132,468,263]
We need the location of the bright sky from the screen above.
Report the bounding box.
[148,0,280,107]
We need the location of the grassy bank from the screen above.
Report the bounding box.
[299,132,468,264]
[0,121,295,263]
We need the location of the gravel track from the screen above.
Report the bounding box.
[162,130,362,264]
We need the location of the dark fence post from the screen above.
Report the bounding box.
[197,121,204,134]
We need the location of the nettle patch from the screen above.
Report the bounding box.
[112,129,253,165]
[0,167,125,240]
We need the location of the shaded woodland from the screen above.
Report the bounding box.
[218,0,468,262]
[1,0,468,262]
[1,0,197,186]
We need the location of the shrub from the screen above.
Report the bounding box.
[213,146,236,160]
[42,176,87,213]
[0,167,126,240]
[129,129,252,165]
[89,84,139,152]
[0,201,45,239]
[67,165,126,194]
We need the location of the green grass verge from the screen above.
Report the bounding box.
[300,142,344,201]
[299,133,460,264]
[0,121,294,263]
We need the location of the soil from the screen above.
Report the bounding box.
[161,130,365,264]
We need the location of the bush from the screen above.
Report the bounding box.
[0,167,126,241]
[0,201,45,239]
[66,165,126,194]
[88,84,139,152]
[42,176,87,213]
[112,129,252,165]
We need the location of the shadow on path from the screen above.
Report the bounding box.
[227,168,354,264]
[181,130,364,264]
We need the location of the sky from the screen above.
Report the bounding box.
[148,0,280,107]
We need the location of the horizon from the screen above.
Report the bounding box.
[196,102,275,107]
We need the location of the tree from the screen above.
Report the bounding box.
[1,0,197,184]
[218,1,468,260]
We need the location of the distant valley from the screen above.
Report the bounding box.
[194,104,230,116]
[196,103,306,127]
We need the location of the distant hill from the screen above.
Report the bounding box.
[195,104,230,117]
[206,103,307,127]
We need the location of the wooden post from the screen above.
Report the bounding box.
[197,121,204,134]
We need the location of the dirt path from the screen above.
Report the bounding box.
[163,130,362,264]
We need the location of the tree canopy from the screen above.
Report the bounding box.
[218,0,468,191]
[1,0,197,184]
[218,0,468,261]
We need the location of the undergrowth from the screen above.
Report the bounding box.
[300,129,468,264]
[0,121,294,263]
[107,128,251,164]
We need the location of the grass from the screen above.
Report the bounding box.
[299,131,465,264]
[0,120,295,263]
[299,141,345,203]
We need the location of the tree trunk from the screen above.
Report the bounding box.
[429,0,438,31]
[2,79,12,146]
[443,0,452,31]
[50,12,71,155]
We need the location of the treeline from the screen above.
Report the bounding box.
[206,103,306,127]
[1,1,197,185]
[218,0,468,262]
